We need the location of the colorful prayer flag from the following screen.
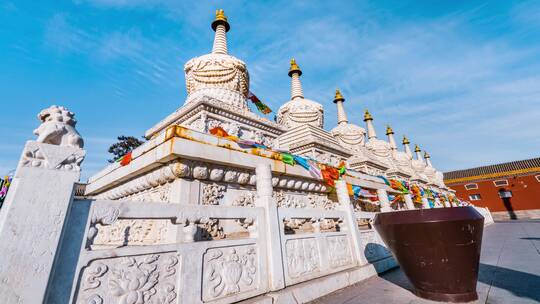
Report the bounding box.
[248,91,272,114]
[281,153,295,165]
[209,126,230,138]
[338,161,347,175]
[119,151,132,166]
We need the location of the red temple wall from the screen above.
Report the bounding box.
[446,173,540,212]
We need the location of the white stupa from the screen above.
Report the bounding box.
[329,89,366,152]
[276,59,324,129]
[385,125,415,178]
[184,9,250,111]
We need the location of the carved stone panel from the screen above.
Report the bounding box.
[274,191,338,210]
[201,183,226,205]
[326,235,353,268]
[202,245,258,302]
[19,141,85,172]
[93,219,169,247]
[75,253,179,304]
[285,238,320,279]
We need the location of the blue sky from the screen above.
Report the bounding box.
[1,0,540,181]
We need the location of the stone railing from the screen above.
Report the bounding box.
[60,200,268,304]
[39,165,399,304]
[0,108,481,304]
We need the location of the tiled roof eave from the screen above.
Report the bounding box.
[444,166,540,184]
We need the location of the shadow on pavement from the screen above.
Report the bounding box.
[520,237,540,240]
[376,260,540,302]
[478,263,540,302]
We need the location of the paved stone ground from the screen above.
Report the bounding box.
[310,220,540,304]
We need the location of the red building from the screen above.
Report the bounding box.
[444,158,540,220]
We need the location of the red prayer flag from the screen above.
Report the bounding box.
[209,126,230,138]
[120,151,132,166]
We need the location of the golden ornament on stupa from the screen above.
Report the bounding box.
[212,9,230,32]
[288,58,302,77]
[363,109,373,121]
[402,135,410,145]
[333,89,344,103]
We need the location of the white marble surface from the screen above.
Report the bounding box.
[0,141,84,303]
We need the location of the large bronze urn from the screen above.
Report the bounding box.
[373,207,484,302]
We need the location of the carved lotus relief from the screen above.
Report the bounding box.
[76,253,179,304]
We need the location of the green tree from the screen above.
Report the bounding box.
[108,136,145,163]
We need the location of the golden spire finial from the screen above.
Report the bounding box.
[386,125,394,135]
[402,135,410,145]
[424,151,431,158]
[288,58,302,77]
[333,89,344,103]
[414,144,421,153]
[212,9,230,32]
[363,109,373,121]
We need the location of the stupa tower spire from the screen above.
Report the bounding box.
[403,136,412,157]
[211,9,230,54]
[424,151,433,167]
[364,109,377,139]
[386,125,397,150]
[183,10,249,110]
[333,89,348,125]
[414,144,423,160]
[289,59,304,100]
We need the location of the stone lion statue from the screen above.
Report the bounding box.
[33,105,84,148]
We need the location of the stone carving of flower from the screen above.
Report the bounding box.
[108,255,159,304]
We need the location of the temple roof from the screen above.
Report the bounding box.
[444,157,540,183]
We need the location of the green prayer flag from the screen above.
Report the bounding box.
[281,153,295,165]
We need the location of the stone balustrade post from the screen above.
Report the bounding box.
[255,164,285,291]
[0,141,85,303]
[404,194,416,210]
[335,180,368,265]
[377,189,392,212]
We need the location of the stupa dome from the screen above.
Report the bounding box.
[392,150,415,175]
[183,10,250,110]
[365,138,392,159]
[329,89,366,150]
[277,98,324,129]
[276,59,324,129]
